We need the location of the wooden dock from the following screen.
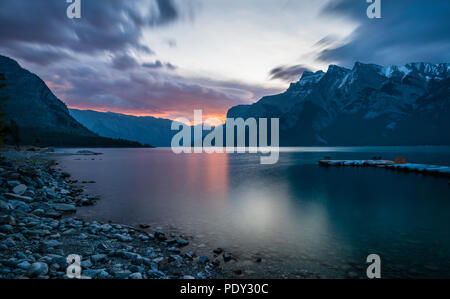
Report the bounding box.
[318,160,450,178]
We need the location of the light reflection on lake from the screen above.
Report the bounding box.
[55,146,450,278]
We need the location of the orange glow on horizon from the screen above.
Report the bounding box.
[68,106,228,125]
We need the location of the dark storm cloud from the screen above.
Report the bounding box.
[2,43,72,66]
[111,54,140,70]
[318,0,450,66]
[49,65,257,118]
[142,60,177,70]
[142,61,164,69]
[0,0,183,64]
[37,59,280,121]
[269,65,311,82]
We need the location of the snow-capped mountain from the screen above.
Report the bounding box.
[227,62,450,145]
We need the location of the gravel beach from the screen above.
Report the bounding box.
[0,148,228,279]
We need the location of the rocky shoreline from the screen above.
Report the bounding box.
[0,148,227,279]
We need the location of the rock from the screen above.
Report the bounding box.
[80,198,94,206]
[113,233,133,242]
[76,150,102,156]
[97,270,111,279]
[80,260,93,269]
[61,229,77,235]
[100,224,112,231]
[129,265,144,273]
[139,224,150,229]
[147,270,166,278]
[169,254,183,264]
[91,254,107,263]
[83,269,105,279]
[7,180,21,187]
[8,200,30,212]
[97,243,108,250]
[0,200,13,211]
[183,275,196,279]
[4,193,33,202]
[129,272,143,279]
[184,252,194,260]
[41,240,62,248]
[28,262,49,277]
[154,230,166,240]
[223,253,232,262]
[168,247,181,254]
[4,238,16,247]
[17,261,31,270]
[211,258,220,266]
[12,184,27,195]
[199,256,209,264]
[113,270,131,279]
[138,234,149,241]
[50,204,76,213]
[166,239,177,245]
[177,238,189,247]
[0,215,15,225]
[213,248,224,254]
[0,225,14,233]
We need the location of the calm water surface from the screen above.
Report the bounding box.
[55,147,450,278]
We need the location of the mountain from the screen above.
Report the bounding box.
[227,62,450,146]
[0,55,146,147]
[70,109,177,147]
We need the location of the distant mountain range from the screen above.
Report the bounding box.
[69,109,177,147]
[1,54,449,147]
[0,55,146,147]
[228,62,450,145]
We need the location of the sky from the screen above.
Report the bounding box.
[0,0,449,122]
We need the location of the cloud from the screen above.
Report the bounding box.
[313,34,340,48]
[318,0,450,66]
[112,54,140,70]
[142,60,177,70]
[38,62,277,121]
[0,0,187,64]
[269,65,311,82]
[1,43,72,66]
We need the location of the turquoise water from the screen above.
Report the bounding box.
[56,146,450,278]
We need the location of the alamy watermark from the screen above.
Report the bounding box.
[366,0,382,19]
[367,254,381,279]
[171,110,280,165]
[66,0,81,19]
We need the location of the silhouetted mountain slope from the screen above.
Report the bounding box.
[0,55,146,147]
[227,62,450,146]
[70,109,177,147]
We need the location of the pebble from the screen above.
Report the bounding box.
[91,254,108,263]
[13,184,27,195]
[28,262,49,277]
[199,256,210,264]
[223,253,232,262]
[0,152,223,280]
[129,272,143,279]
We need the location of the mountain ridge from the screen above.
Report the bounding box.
[69,109,177,147]
[0,55,147,147]
[227,61,450,146]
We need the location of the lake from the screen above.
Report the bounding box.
[55,146,450,278]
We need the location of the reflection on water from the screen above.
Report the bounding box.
[56,147,450,278]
